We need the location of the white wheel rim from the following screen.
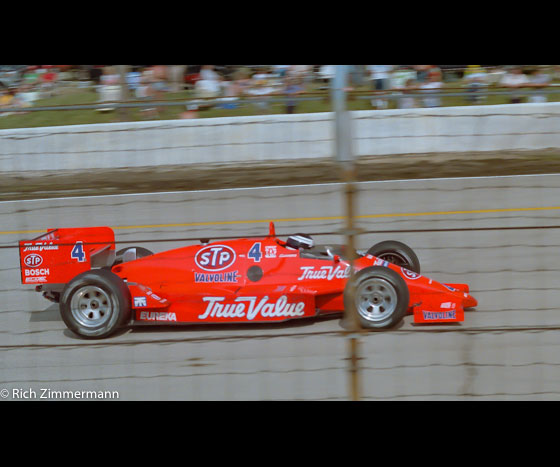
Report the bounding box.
[355,277,398,323]
[70,286,113,328]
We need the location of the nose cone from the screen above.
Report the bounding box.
[443,283,477,309]
[463,293,477,309]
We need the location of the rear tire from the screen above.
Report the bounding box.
[366,240,421,274]
[60,269,131,339]
[344,266,409,329]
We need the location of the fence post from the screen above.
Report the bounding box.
[118,65,130,121]
[332,65,362,401]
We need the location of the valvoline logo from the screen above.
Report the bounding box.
[195,245,236,272]
[24,253,43,268]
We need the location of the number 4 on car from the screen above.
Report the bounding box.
[71,242,86,262]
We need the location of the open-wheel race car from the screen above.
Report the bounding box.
[19,223,477,338]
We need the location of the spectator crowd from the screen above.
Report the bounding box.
[360,65,558,109]
[1,65,559,118]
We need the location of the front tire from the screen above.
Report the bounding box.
[345,266,409,329]
[60,269,131,339]
[366,240,421,274]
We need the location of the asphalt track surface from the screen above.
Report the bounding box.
[2,173,560,400]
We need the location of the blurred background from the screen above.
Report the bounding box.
[2,64,560,401]
[2,64,560,127]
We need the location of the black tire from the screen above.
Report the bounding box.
[60,269,132,339]
[112,246,154,265]
[366,240,421,274]
[344,266,409,329]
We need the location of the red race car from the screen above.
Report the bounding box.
[19,223,477,338]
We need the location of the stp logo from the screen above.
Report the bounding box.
[195,245,236,272]
[24,254,43,268]
[401,267,420,280]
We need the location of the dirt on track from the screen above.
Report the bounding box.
[2,150,560,201]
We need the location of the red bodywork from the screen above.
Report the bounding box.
[19,224,477,326]
[19,227,115,285]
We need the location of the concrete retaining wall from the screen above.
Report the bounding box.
[1,103,559,173]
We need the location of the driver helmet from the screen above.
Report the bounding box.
[286,233,314,250]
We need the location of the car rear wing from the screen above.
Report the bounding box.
[19,226,115,285]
